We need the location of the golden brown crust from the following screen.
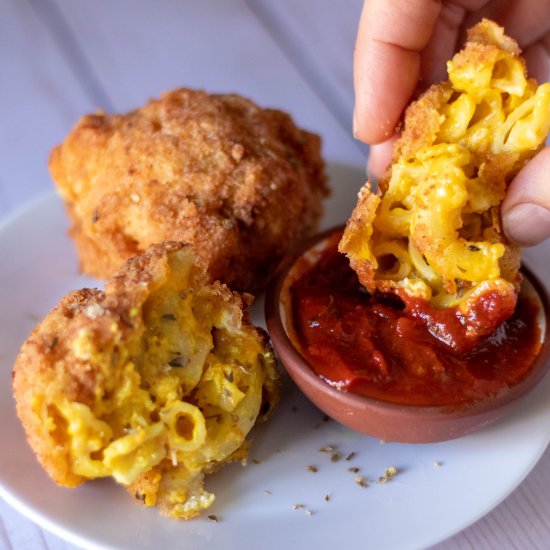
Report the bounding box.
[387,83,453,180]
[338,184,378,292]
[50,89,329,291]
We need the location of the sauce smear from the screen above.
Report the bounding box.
[291,241,542,407]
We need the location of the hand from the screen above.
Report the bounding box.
[354,0,550,246]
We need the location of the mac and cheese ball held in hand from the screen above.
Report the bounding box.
[340,20,550,345]
[50,88,328,292]
[12,242,279,519]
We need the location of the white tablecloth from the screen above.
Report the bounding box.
[2,1,550,548]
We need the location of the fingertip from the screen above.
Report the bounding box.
[353,41,419,143]
[366,138,398,179]
[353,110,396,144]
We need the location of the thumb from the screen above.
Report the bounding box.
[502,147,550,247]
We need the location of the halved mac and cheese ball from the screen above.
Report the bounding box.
[13,242,278,519]
[340,19,550,347]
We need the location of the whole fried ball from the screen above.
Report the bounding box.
[13,241,279,519]
[50,88,328,291]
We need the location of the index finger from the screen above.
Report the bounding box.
[353,0,443,144]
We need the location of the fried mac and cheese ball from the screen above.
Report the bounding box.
[340,20,550,342]
[49,88,328,292]
[13,242,278,519]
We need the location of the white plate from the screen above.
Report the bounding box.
[1,191,550,550]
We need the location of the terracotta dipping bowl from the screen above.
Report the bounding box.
[265,226,550,443]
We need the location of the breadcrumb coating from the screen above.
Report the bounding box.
[50,88,328,291]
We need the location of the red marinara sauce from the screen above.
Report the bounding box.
[290,240,542,407]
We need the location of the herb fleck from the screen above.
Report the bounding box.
[378,466,398,483]
[168,355,187,368]
[180,289,193,300]
[355,476,368,488]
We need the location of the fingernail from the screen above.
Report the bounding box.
[503,203,550,246]
[352,109,358,139]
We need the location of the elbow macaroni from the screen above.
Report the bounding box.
[160,401,206,452]
[340,19,550,308]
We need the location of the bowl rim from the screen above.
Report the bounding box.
[265,225,550,419]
